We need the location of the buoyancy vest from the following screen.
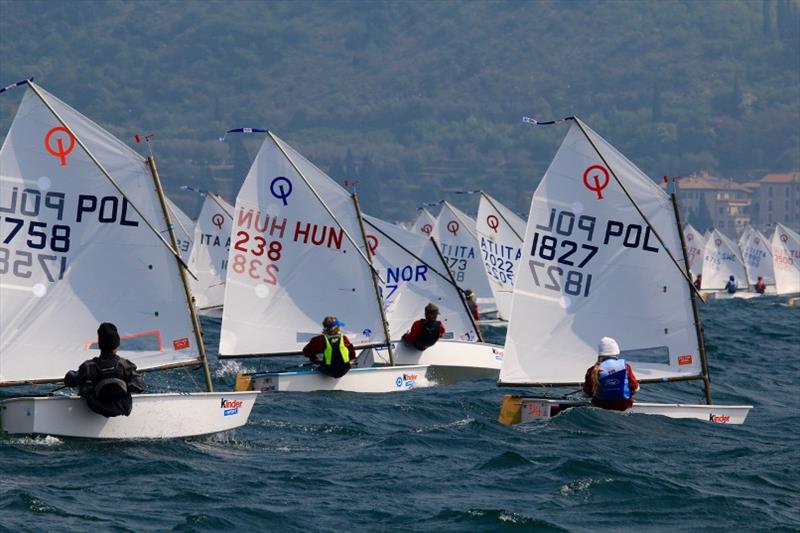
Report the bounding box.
[412,320,442,351]
[726,280,737,294]
[323,335,350,366]
[595,358,631,402]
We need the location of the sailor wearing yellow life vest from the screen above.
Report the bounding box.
[302,316,356,378]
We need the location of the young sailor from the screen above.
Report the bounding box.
[755,276,767,295]
[693,274,702,291]
[64,323,145,417]
[402,303,446,351]
[302,316,356,378]
[582,337,639,411]
[724,275,738,294]
[464,289,479,320]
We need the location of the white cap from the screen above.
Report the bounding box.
[598,337,620,358]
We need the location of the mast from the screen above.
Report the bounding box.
[431,236,484,342]
[671,193,712,404]
[146,156,214,392]
[352,193,395,365]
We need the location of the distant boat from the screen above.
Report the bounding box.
[683,224,705,277]
[498,117,751,425]
[187,192,234,318]
[409,208,437,238]
[475,192,525,322]
[700,228,752,300]
[771,223,800,297]
[0,81,256,439]
[739,227,776,292]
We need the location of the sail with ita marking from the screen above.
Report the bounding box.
[0,85,200,384]
[188,193,233,310]
[432,202,493,299]
[739,228,774,286]
[683,224,705,276]
[500,120,701,386]
[475,192,525,320]
[166,197,194,264]
[410,208,437,238]
[771,223,800,295]
[701,229,747,290]
[218,132,385,357]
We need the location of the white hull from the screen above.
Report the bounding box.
[246,365,432,393]
[368,340,503,384]
[511,397,751,425]
[703,290,765,301]
[0,392,258,439]
[198,306,224,319]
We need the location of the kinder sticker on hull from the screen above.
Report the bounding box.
[221,398,244,416]
[395,373,418,388]
[710,414,731,424]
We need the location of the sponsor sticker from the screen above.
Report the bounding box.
[492,347,505,361]
[678,354,693,366]
[710,414,731,424]
[396,373,418,388]
[173,338,190,350]
[221,397,243,416]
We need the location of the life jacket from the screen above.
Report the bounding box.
[323,334,350,366]
[726,280,737,294]
[412,319,442,351]
[594,358,631,402]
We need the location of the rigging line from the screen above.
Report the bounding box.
[0,77,33,94]
[572,116,703,299]
[364,218,460,289]
[26,80,196,278]
[267,131,385,284]
[522,115,575,126]
[480,191,525,242]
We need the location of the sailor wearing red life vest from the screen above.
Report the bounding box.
[582,337,640,411]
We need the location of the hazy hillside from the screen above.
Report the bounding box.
[1,0,798,219]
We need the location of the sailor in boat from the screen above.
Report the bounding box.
[464,289,480,320]
[693,274,703,291]
[63,323,145,417]
[755,276,767,295]
[401,303,445,351]
[725,275,738,294]
[302,316,356,378]
[582,337,640,412]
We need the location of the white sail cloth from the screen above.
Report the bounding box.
[432,202,493,299]
[475,192,525,320]
[0,85,200,384]
[363,215,479,342]
[771,223,800,295]
[684,224,706,276]
[219,133,385,356]
[500,120,701,385]
[166,197,194,263]
[739,228,774,286]
[701,229,747,290]
[188,194,233,309]
[410,208,437,238]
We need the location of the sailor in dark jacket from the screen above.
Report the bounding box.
[64,323,145,417]
[402,303,445,351]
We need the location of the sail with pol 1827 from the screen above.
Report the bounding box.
[498,117,750,425]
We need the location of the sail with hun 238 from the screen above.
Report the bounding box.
[500,120,702,386]
[0,84,201,384]
[218,132,386,357]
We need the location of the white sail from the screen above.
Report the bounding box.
[410,208,437,237]
[738,225,754,250]
[701,229,747,290]
[219,133,386,356]
[771,223,800,295]
[500,120,701,385]
[0,85,200,384]
[683,224,706,276]
[187,194,233,310]
[166,197,194,263]
[432,202,493,299]
[475,193,525,320]
[740,228,774,286]
[363,215,479,342]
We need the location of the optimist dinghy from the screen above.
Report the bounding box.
[498,117,751,425]
[475,192,526,322]
[700,229,750,300]
[771,224,800,298]
[0,81,257,439]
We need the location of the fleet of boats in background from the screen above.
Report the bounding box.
[4,80,798,439]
